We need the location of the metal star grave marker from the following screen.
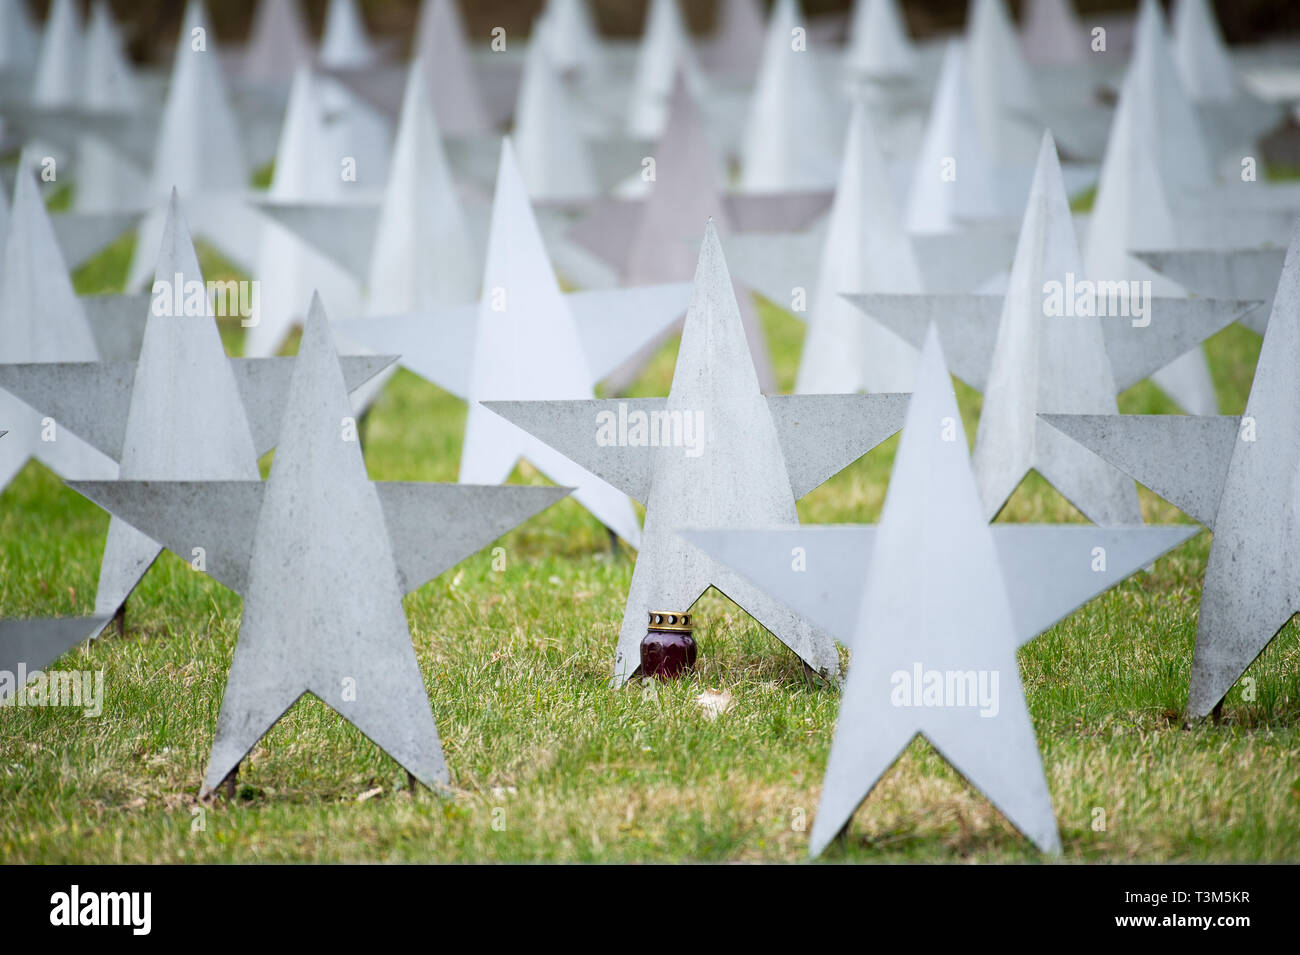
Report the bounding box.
[685,326,1197,855]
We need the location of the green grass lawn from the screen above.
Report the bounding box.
[1,229,1297,864]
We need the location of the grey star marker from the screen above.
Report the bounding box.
[486,221,910,684]
[1045,224,1300,718]
[846,133,1259,523]
[686,327,1198,855]
[69,296,570,792]
[336,139,692,549]
[0,191,394,650]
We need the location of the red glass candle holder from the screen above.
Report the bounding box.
[640,611,697,680]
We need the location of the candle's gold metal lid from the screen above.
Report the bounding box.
[646,611,693,633]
